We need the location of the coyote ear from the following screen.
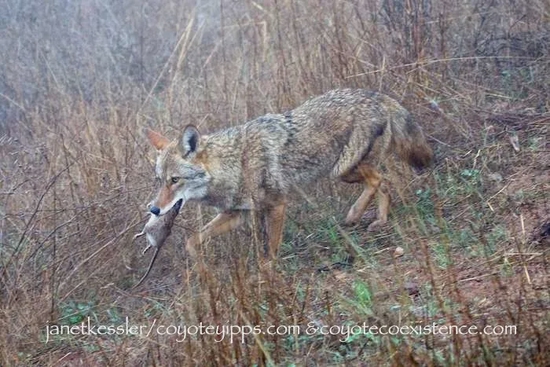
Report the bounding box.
[180,125,200,157]
[146,129,171,151]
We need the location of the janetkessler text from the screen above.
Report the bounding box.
[45,317,517,344]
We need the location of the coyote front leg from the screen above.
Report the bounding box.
[186,211,245,257]
[266,202,287,260]
[342,164,390,230]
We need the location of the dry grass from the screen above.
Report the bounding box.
[1,0,549,365]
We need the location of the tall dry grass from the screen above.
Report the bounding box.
[1,0,549,365]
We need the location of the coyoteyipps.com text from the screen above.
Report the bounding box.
[45,318,517,343]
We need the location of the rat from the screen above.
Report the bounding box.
[132,199,183,288]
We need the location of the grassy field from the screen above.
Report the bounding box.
[0,0,549,365]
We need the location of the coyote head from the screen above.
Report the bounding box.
[146,125,210,216]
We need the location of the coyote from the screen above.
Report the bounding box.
[146,89,432,259]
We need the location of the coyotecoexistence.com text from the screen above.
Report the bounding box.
[45,318,517,343]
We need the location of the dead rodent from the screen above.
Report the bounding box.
[132,199,182,288]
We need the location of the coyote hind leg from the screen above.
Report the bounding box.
[340,163,390,231]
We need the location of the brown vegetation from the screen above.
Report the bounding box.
[0,0,548,365]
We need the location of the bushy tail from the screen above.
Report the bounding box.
[392,114,433,172]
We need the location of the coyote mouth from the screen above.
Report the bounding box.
[173,199,183,213]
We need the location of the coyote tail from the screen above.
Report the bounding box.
[392,114,433,172]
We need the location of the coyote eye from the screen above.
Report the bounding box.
[170,177,180,184]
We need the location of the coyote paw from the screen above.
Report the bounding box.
[185,239,198,258]
[344,208,377,226]
[366,219,386,232]
[344,207,362,226]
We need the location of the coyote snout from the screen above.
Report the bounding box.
[149,205,160,216]
[145,89,432,261]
